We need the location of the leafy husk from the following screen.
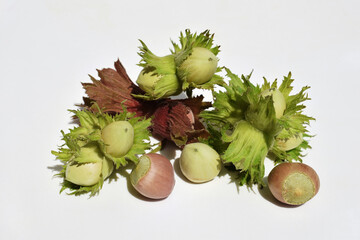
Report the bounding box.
[201,68,279,187]
[261,73,315,163]
[172,29,225,90]
[52,106,152,196]
[201,68,314,187]
[132,41,182,100]
[221,121,269,186]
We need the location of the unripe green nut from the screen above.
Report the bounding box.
[101,121,134,158]
[180,47,218,85]
[277,133,303,151]
[136,70,161,93]
[180,142,221,183]
[66,161,102,186]
[102,158,114,179]
[261,88,286,118]
[65,158,114,186]
[65,143,114,186]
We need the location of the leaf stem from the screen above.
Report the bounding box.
[186,87,193,98]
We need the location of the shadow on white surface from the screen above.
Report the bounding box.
[159,140,178,161]
[218,164,242,191]
[48,164,63,173]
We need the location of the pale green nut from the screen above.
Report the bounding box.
[65,145,114,186]
[136,70,161,94]
[180,142,221,183]
[66,161,102,186]
[277,132,303,151]
[65,158,114,186]
[180,47,218,85]
[136,68,182,99]
[101,121,134,158]
[101,158,114,179]
[261,88,286,119]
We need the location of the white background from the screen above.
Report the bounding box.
[1,0,359,239]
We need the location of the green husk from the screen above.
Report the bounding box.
[132,40,182,100]
[201,68,314,187]
[263,73,315,163]
[52,105,152,196]
[201,68,280,186]
[171,29,225,90]
[221,121,269,186]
